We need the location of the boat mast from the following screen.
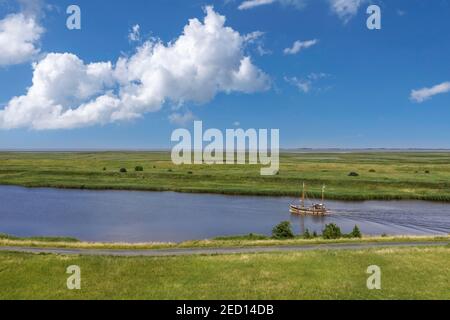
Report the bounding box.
[301,182,305,208]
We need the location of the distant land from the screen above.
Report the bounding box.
[1,148,450,153]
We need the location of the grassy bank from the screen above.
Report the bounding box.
[1,246,449,299]
[0,235,448,250]
[1,151,450,201]
[0,233,80,243]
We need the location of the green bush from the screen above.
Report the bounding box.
[350,225,362,238]
[272,221,295,239]
[322,223,342,239]
[135,166,144,172]
[348,172,359,177]
[303,229,312,239]
[119,168,127,173]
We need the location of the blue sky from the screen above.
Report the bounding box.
[0,0,449,149]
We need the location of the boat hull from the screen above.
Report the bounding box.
[290,205,328,216]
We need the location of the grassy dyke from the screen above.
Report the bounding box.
[1,246,449,299]
[0,235,448,250]
[1,151,450,201]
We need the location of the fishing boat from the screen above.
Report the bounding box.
[290,183,328,216]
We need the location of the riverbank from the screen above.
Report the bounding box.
[1,152,450,201]
[1,246,449,299]
[0,234,448,250]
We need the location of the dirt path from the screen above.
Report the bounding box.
[0,241,448,257]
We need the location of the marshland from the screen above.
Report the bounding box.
[0,151,449,201]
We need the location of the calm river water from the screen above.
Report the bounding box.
[0,185,449,242]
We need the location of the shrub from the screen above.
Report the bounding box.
[103,167,106,171]
[350,225,362,238]
[272,221,295,239]
[135,166,144,172]
[313,231,318,238]
[369,169,376,173]
[303,229,312,239]
[119,168,127,173]
[425,170,430,174]
[322,223,342,239]
[187,171,193,175]
[348,172,359,177]
[168,169,173,172]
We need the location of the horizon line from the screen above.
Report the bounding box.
[1,148,450,153]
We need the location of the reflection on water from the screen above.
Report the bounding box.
[0,185,449,242]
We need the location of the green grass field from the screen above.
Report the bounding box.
[1,246,448,300]
[0,151,449,201]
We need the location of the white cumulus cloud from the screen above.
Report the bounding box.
[0,6,270,130]
[0,13,44,66]
[284,39,318,55]
[0,53,116,129]
[410,82,450,103]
